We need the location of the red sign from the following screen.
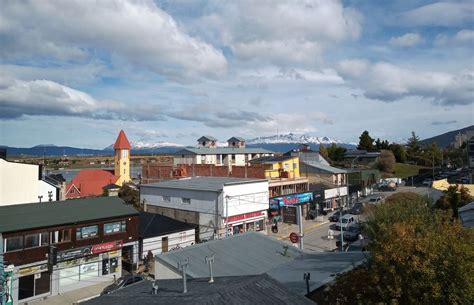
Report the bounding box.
[91,240,123,255]
[226,211,265,223]
[289,232,299,244]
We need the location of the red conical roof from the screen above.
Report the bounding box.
[113,130,131,150]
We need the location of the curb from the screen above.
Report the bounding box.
[276,220,330,240]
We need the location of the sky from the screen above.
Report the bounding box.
[0,0,473,149]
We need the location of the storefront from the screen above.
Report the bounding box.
[269,192,313,224]
[223,211,266,237]
[16,264,50,303]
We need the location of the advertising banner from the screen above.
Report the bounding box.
[270,192,313,209]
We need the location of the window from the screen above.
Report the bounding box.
[76,225,98,239]
[293,163,298,169]
[23,232,49,249]
[5,236,23,252]
[179,232,186,242]
[121,150,128,158]
[52,229,71,243]
[104,220,127,234]
[181,198,191,204]
[162,196,171,202]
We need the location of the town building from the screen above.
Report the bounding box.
[173,136,274,167]
[0,158,60,206]
[0,197,139,305]
[347,169,381,198]
[458,201,474,228]
[138,212,196,257]
[65,130,131,199]
[249,155,300,179]
[140,177,269,241]
[343,150,381,167]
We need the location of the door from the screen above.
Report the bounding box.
[161,237,168,253]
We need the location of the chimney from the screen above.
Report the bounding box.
[205,255,215,283]
[177,259,189,293]
[151,280,159,294]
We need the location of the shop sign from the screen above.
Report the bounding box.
[225,211,265,223]
[57,246,92,262]
[91,240,123,254]
[270,192,313,208]
[282,206,297,224]
[18,264,48,276]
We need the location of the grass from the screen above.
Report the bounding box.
[392,163,427,179]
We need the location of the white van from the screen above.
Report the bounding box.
[335,214,355,231]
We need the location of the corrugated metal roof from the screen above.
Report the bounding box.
[139,212,196,239]
[249,155,297,164]
[459,201,474,228]
[302,160,347,174]
[175,147,274,155]
[156,232,302,278]
[142,176,268,192]
[82,274,315,305]
[0,197,138,233]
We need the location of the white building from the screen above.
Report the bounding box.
[173,136,274,166]
[0,158,59,206]
[141,177,269,241]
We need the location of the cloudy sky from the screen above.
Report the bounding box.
[0,0,472,148]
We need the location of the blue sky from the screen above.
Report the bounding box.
[0,0,472,148]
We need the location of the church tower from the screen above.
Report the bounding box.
[113,130,131,186]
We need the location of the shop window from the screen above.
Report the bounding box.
[255,220,264,231]
[104,220,127,234]
[162,196,171,202]
[24,234,40,249]
[18,271,50,300]
[181,198,191,204]
[76,225,98,240]
[5,236,23,252]
[52,229,71,243]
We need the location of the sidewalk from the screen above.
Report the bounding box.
[268,215,329,241]
[31,280,112,305]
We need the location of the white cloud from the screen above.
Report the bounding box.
[194,0,362,66]
[336,59,369,78]
[389,33,423,47]
[435,29,474,46]
[400,2,474,26]
[336,60,474,106]
[0,0,227,80]
[0,76,165,120]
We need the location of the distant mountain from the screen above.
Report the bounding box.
[420,125,474,148]
[246,133,355,153]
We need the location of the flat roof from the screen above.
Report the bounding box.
[175,147,274,155]
[139,212,196,239]
[0,197,138,233]
[142,177,268,192]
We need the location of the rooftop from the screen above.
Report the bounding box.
[249,155,297,164]
[227,136,245,142]
[142,177,268,192]
[197,136,217,141]
[459,201,474,228]
[344,150,381,158]
[0,197,138,233]
[114,129,131,150]
[175,147,274,155]
[302,160,347,174]
[139,212,196,239]
[82,274,314,305]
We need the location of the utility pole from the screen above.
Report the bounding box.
[0,233,4,305]
[297,204,304,250]
[339,195,344,252]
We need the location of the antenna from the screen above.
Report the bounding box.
[177,258,189,293]
[205,255,215,283]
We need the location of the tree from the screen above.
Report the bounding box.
[377,150,396,173]
[315,192,474,305]
[406,131,421,161]
[327,143,347,162]
[434,185,472,218]
[319,144,328,158]
[118,184,140,210]
[358,130,374,151]
[389,143,407,163]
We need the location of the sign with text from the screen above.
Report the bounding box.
[92,240,123,255]
[270,192,313,209]
[225,211,265,223]
[282,206,297,225]
[58,240,123,262]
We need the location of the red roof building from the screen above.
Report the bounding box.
[66,169,118,199]
[114,129,131,150]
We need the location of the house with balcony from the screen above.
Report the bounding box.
[173,136,274,167]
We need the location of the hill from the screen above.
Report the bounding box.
[420,125,474,148]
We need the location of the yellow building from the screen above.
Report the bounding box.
[113,129,131,186]
[249,156,300,179]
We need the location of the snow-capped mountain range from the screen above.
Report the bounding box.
[246,133,342,145]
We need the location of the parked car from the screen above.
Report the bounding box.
[335,214,355,231]
[101,274,144,295]
[368,196,383,204]
[328,210,348,222]
[349,203,364,215]
[422,179,433,186]
[343,224,363,242]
